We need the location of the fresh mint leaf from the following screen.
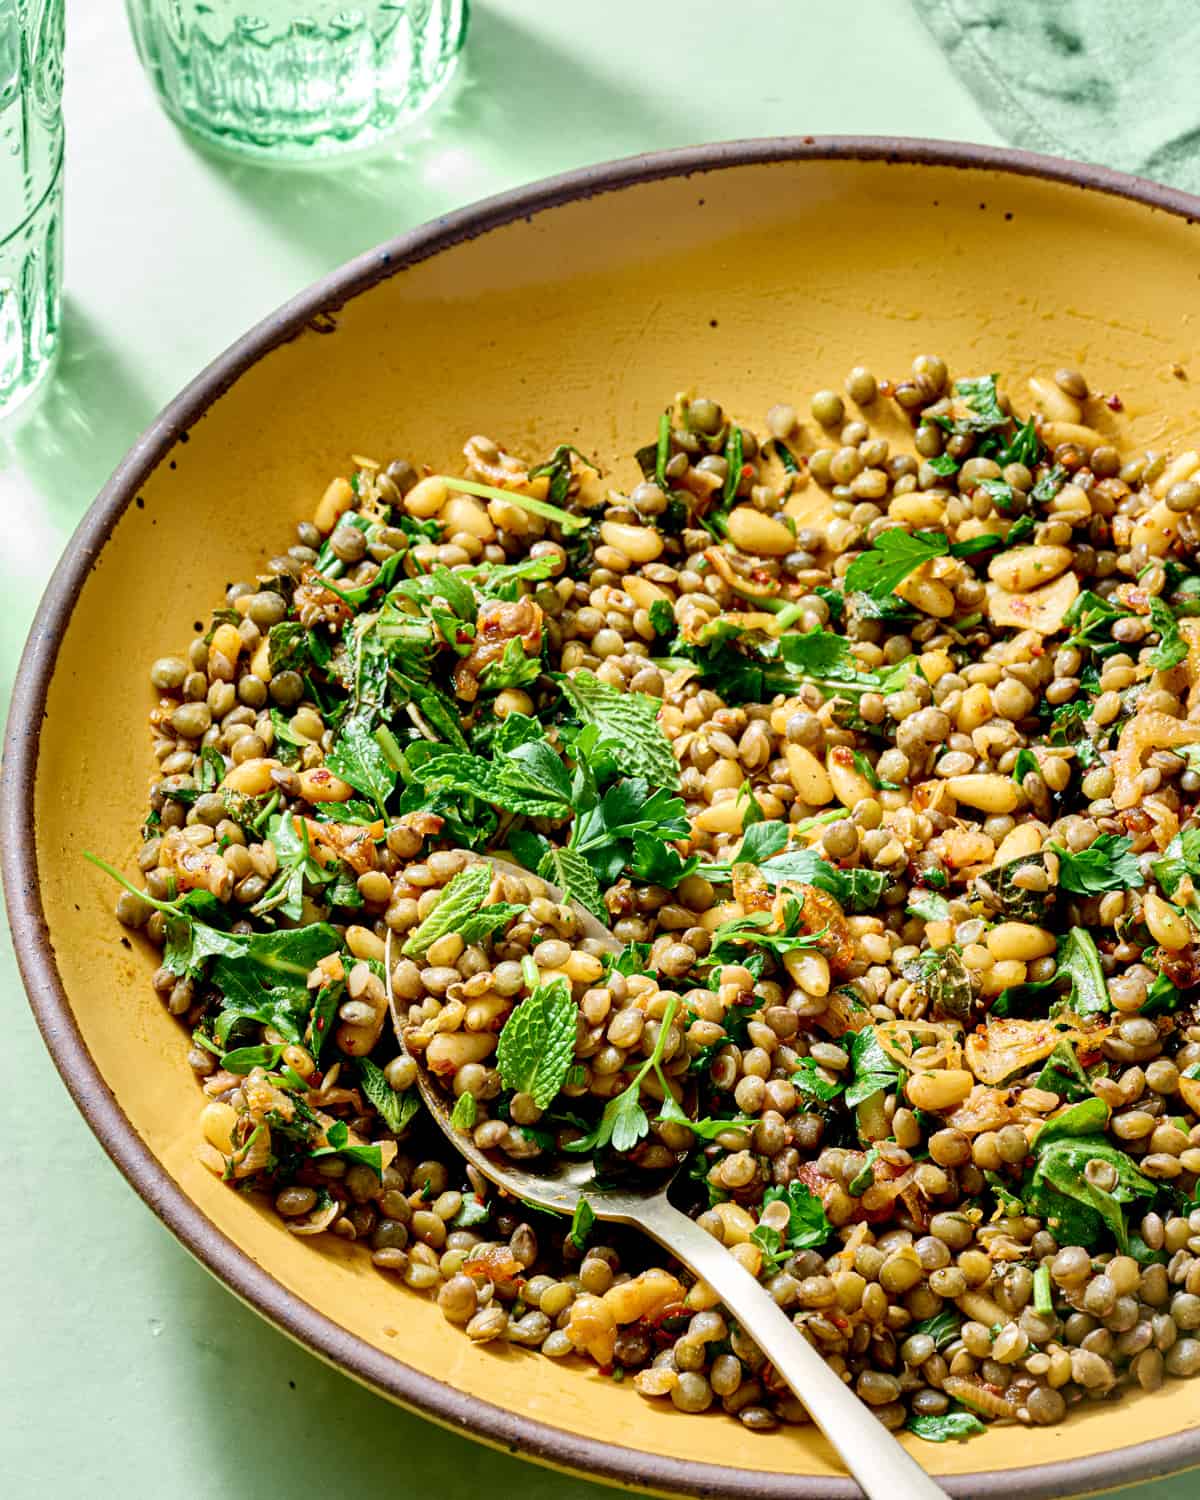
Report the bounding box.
[1048,833,1143,896]
[413,747,573,821]
[907,889,951,923]
[359,1056,420,1135]
[558,670,680,789]
[911,1310,962,1350]
[402,862,493,956]
[495,978,579,1109]
[219,1043,285,1074]
[1031,463,1068,504]
[325,716,396,815]
[450,1091,478,1131]
[1012,747,1039,784]
[568,1198,596,1251]
[538,844,608,921]
[948,374,1007,433]
[843,529,949,601]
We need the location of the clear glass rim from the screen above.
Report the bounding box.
[0,141,65,250]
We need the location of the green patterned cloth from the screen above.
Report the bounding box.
[916,0,1200,190]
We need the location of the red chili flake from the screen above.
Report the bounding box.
[740,463,755,480]
[1106,393,1124,411]
[316,1017,326,1030]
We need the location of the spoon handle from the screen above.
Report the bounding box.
[631,1195,949,1500]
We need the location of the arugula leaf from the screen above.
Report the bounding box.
[1024,1099,1157,1253]
[527,444,594,505]
[325,716,396,816]
[1034,1039,1093,1103]
[907,1411,986,1443]
[1141,972,1184,1017]
[1149,596,1188,671]
[558,670,680,789]
[998,416,1041,469]
[495,978,578,1109]
[910,1309,962,1350]
[358,1056,420,1135]
[1031,463,1068,504]
[843,529,948,600]
[994,927,1110,1018]
[1064,589,1132,657]
[219,1042,285,1074]
[1048,833,1143,896]
[538,844,608,922]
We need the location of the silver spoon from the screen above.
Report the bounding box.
[390,853,948,1500]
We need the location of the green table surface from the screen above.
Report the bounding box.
[0,4,1191,1497]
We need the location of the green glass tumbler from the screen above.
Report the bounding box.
[125,1,470,162]
[0,0,64,418]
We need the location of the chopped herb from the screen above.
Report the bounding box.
[495,978,579,1110]
[1047,833,1144,896]
[359,1056,421,1136]
[450,1091,478,1131]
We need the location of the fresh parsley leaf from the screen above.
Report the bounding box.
[495,978,578,1109]
[763,1181,833,1252]
[310,1118,388,1176]
[1048,833,1144,896]
[927,453,958,477]
[843,529,948,600]
[359,1057,421,1135]
[1152,830,1200,930]
[627,831,699,890]
[558,670,680,790]
[791,1056,847,1103]
[1148,596,1188,671]
[565,996,680,1154]
[997,416,1041,469]
[907,1411,986,1443]
[478,635,542,691]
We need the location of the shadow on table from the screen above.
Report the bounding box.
[147,1226,608,1500]
[1,297,160,526]
[179,3,703,267]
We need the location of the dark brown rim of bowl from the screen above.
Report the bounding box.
[6,136,1200,1500]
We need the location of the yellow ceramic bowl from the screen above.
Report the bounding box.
[7,141,1200,1500]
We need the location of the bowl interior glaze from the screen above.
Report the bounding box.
[9,143,1200,1499]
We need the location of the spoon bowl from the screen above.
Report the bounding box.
[390,852,948,1500]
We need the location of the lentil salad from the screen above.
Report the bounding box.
[95,360,1200,1441]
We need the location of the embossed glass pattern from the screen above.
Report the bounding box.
[0,0,64,417]
[125,1,469,161]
